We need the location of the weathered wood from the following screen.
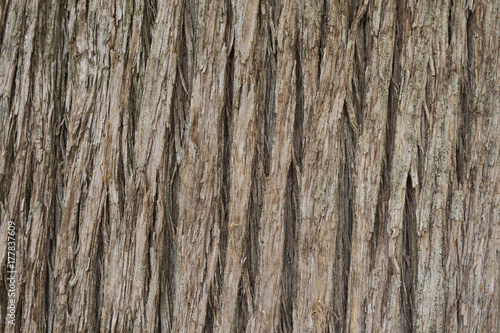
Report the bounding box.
[0,0,498,332]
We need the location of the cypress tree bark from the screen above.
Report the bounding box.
[0,0,499,332]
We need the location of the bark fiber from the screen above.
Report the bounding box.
[0,0,499,332]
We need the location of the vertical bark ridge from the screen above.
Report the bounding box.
[237,5,279,327]
[296,1,367,332]
[51,0,100,329]
[215,0,265,330]
[173,0,229,330]
[367,0,401,330]
[346,0,396,331]
[0,0,499,331]
[52,0,146,330]
[125,0,185,330]
[99,0,156,330]
[245,0,297,330]
[362,0,436,331]
[19,2,64,331]
[0,0,56,331]
[263,0,279,178]
[296,0,322,156]
[413,0,465,330]
[285,0,324,330]
[454,0,500,331]
[0,0,58,331]
[0,0,34,284]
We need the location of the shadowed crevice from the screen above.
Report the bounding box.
[263,33,278,177]
[203,4,235,331]
[338,106,356,332]
[402,174,416,332]
[317,0,327,87]
[279,162,299,333]
[293,33,303,172]
[141,0,158,59]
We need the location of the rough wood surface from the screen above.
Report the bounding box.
[0,0,499,332]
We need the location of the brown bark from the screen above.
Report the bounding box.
[1,0,499,332]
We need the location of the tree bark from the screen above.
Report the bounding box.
[0,0,499,332]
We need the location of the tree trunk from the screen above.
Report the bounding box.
[1,0,499,332]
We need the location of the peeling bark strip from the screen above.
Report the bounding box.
[0,0,499,332]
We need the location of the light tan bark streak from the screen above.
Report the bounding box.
[125,0,185,331]
[216,0,263,331]
[455,0,500,331]
[0,1,46,332]
[292,0,322,331]
[414,1,467,331]
[246,0,297,331]
[98,1,160,331]
[53,0,96,327]
[54,1,127,331]
[173,0,229,331]
[20,2,64,332]
[347,0,396,331]
[295,1,370,332]
[347,1,435,332]
[100,1,148,331]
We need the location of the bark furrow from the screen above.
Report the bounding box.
[0,0,498,332]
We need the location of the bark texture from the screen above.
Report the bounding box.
[0,0,499,332]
